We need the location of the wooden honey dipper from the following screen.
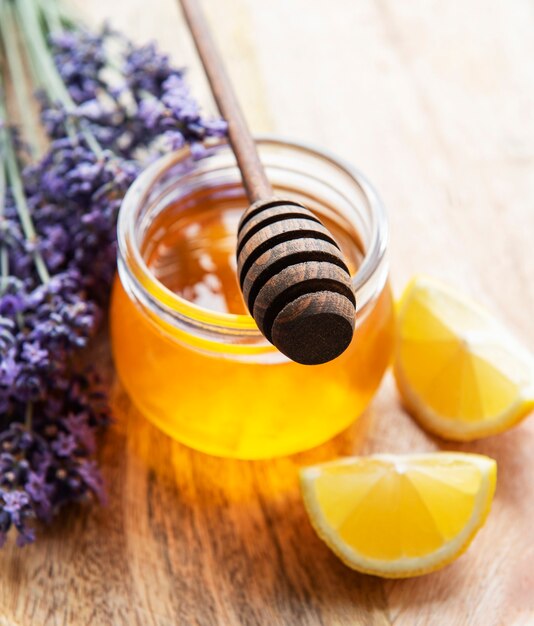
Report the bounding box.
[178,0,356,365]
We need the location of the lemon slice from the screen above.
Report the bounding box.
[394,276,534,440]
[300,453,496,578]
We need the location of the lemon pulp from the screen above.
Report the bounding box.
[300,452,497,578]
[394,277,534,440]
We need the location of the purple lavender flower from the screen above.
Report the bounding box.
[138,98,164,129]
[26,471,51,503]
[0,349,19,389]
[0,269,99,410]
[0,369,109,543]
[0,487,35,547]
[2,489,30,516]
[123,41,178,95]
[63,412,96,454]
[44,27,227,158]
[49,30,107,105]
[22,136,140,295]
[51,432,77,457]
[130,72,227,149]
[0,293,25,316]
[77,459,106,505]
[21,342,49,368]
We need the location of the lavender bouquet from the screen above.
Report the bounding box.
[0,0,225,546]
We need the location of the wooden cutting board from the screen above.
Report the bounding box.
[1,1,533,624]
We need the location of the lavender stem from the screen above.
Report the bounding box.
[15,0,104,158]
[0,0,42,159]
[37,0,63,35]
[0,71,50,284]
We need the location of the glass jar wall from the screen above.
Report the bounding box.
[111,138,394,459]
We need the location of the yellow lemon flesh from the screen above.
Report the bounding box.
[300,453,496,578]
[394,277,534,440]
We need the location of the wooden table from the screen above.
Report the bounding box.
[2,1,533,624]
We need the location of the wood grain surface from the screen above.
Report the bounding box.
[2,1,534,625]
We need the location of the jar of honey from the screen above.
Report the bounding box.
[111,138,394,459]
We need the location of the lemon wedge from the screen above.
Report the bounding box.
[394,277,534,440]
[300,453,496,578]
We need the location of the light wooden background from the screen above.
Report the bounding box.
[1,1,533,624]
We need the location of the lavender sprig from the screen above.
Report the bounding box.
[24,139,140,294]
[0,371,108,547]
[0,71,106,545]
[0,0,226,546]
[44,26,227,158]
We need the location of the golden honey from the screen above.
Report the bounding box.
[111,138,394,459]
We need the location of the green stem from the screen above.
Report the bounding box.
[5,146,50,284]
[0,246,8,292]
[0,56,10,294]
[12,10,42,92]
[15,0,103,157]
[40,0,78,33]
[38,0,63,35]
[16,0,71,105]
[0,71,49,284]
[0,0,42,158]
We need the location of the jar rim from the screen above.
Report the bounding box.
[117,135,388,335]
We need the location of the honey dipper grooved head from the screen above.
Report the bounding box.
[237,198,356,365]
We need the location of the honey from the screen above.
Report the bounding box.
[111,138,395,459]
[143,189,364,316]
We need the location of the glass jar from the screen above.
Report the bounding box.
[111,137,394,459]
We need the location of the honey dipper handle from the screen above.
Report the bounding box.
[178,0,356,365]
[178,0,272,202]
